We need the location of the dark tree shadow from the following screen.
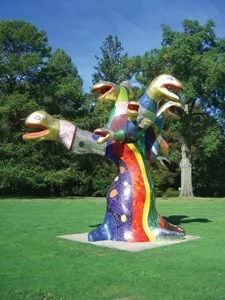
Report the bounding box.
[165,215,212,225]
[89,216,212,228]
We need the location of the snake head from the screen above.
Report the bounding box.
[146,74,183,103]
[93,128,114,144]
[157,100,184,119]
[91,81,120,101]
[23,111,60,142]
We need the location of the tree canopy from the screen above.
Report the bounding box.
[0,20,87,196]
[92,34,128,84]
[131,19,225,196]
[0,20,51,94]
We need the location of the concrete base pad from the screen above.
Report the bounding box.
[59,233,200,252]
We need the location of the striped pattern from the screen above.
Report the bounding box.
[116,143,156,242]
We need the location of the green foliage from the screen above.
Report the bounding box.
[92,34,128,84]
[139,19,225,136]
[0,20,51,94]
[201,125,223,157]
[160,19,225,120]
[0,20,89,197]
[37,49,85,118]
[91,159,117,196]
[192,120,225,196]
[136,48,167,85]
[162,188,180,198]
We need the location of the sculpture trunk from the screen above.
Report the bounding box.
[88,140,159,242]
[88,134,185,242]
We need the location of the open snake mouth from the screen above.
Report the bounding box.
[128,101,139,112]
[93,128,108,137]
[91,82,116,101]
[157,97,183,118]
[168,105,183,116]
[23,123,48,140]
[163,83,182,91]
[161,83,183,101]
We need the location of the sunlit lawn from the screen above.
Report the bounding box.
[1,197,225,300]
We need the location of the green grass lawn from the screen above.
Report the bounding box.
[1,197,225,300]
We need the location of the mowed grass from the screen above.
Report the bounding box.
[1,197,225,300]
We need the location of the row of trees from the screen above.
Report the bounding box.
[0,19,224,197]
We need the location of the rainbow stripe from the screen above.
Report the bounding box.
[116,142,156,242]
[127,144,156,242]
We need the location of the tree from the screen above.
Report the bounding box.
[92,35,128,84]
[135,19,225,197]
[0,20,51,94]
[0,20,91,196]
[37,49,84,118]
[162,19,225,196]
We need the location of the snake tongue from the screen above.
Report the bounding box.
[161,81,183,101]
[161,86,180,101]
[22,123,48,140]
[93,129,108,137]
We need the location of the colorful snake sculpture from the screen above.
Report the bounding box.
[23,74,185,242]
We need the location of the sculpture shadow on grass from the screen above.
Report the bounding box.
[165,215,212,226]
[89,216,212,230]
[89,224,102,228]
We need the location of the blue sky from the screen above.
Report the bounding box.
[1,0,225,92]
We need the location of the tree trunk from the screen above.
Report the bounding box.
[179,140,194,197]
[179,103,194,197]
